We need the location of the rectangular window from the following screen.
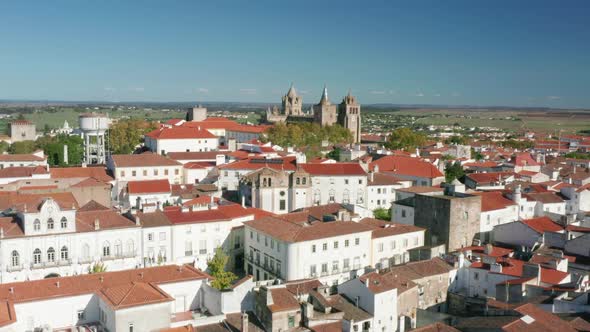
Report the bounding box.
[120,170,125,177]
[148,233,154,241]
[154,169,159,176]
[279,199,286,210]
[403,238,408,248]
[334,241,338,249]
[132,170,136,177]
[343,258,350,270]
[310,265,317,276]
[185,241,192,256]
[77,310,85,320]
[199,240,207,254]
[323,243,327,251]
[355,238,360,246]
[345,239,350,247]
[159,232,166,241]
[312,245,316,253]
[164,169,169,175]
[175,169,179,175]
[332,260,339,272]
[143,170,147,176]
[321,263,328,274]
[378,243,384,252]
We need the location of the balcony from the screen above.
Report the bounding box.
[30,260,71,269]
[6,264,24,272]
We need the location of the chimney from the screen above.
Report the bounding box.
[94,218,100,230]
[9,287,14,294]
[99,276,104,283]
[369,171,374,182]
[135,216,141,226]
[241,195,246,208]
[56,281,60,288]
[241,312,249,332]
[0,228,3,239]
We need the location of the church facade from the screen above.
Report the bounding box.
[266,84,362,143]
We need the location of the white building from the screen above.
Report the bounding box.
[107,153,183,201]
[144,126,219,155]
[0,193,141,283]
[244,208,374,285]
[0,150,47,169]
[126,179,172,210]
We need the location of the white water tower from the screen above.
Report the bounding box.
[79,112,110,164]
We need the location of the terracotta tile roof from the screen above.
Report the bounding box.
[359,218,425,238]
[76,209,138,231]
[504,303,577,332]
[569,317,590,331]
[466,172,514,184]
[474,191,516,212]
[512,153,541,167]
[9,120,33,125]
[111,153,181,167]
[167,151,229,161]
[369,155,444,178]
[268,287,300,313]
[146,126,217,139]
[299,163,367,176]
[458,245,514,258]
[71,177,110,188]
[182,196,212,207]
[184,161,215,169]
[0,192,78,213]
[163,208,230,225]
[284,279,323,296]
[524,192,564,204]
[359,270,418,294]
[521,216,564,233]
[0,217,24,238]
[49,166,114,182]
[412,322,461,332]
[165,118,184,126]
[367,172,403,186]
[463,161,500,168]
[0,153,45,162]
[245,216,373,243]
[18,185,58,191]
[136,210,172,228]
[0,264,209,305]
[0,300,16,328]
[0,166,48,178]
[127,179,171,194]
[227,124,269,133]
[396,186,444,194]
[309,321,343,332]
[99,282,172,310]
[387,257,454,279]
[219,156,297,171]
[78,200,110,212]
[216,203,256,219]
[183,117,240,130]
[566,224,590,233]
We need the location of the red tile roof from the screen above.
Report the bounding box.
[111,153,181,167]
[0,166,48,178]
[458,245,514,258]
[299,163,366,176]
[268,287,300,313]
[145,126,217,139]
[465,172,514,184]
[163,208,229,225]
[0,264,209,305]
[0,153,45,162]
[167,151,229,161]
[127,179,171,194]
[369,155,444,178]
[218,156,297,171]
[475,191,516,212]
[99,282,172,310]
[245,216,373,243]
[523,192,564,204]
[0,192,78,213]
[504,303,577,332]
[521,216,564,233]
[49,166,114,182]
[359,218,425,238]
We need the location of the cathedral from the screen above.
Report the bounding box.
[265,84,361,143]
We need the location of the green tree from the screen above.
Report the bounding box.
[326,147,341,161]
[474,151,484,161]
[88,262,107,274]
[385,127,427,151]
[9,140,36,154]
[207,247,237,290]
[0,141,9,154]
[444,135,468,145]
[373,208,391,221]
[36,135,85,166]
[108,119,158,154]
[263,123,353,158]
[444,161,465,183]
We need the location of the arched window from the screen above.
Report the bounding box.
[126,239,135,255]
[82,243,90,260]
[103,241,110,257]
[47,218,54,230]
[296,177,300,185]
[114,240,122,257]
[11,250,19,267]
[302,177,307,185]
[60,246,68,260]
[47,247,55,262]
[33,248,42,264]
[329,190,336,203]
[343,190,350,204]
[33,219,41,231]
[263,178,267,186]
[268,178,272,186]
[60,217,67,229]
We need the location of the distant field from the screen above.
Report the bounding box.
[377,108,590,133]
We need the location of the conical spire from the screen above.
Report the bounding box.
[319,84,329,105]
[287,83,297,98]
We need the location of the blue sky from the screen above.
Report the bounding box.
[1,1,589,108]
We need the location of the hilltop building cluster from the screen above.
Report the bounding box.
[0,102,589,331]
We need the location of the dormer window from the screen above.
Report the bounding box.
[33,219,40,231]
[61,217,67,229]
[47,218,54,230]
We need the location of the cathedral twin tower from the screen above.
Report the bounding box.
[266,84,361,143]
